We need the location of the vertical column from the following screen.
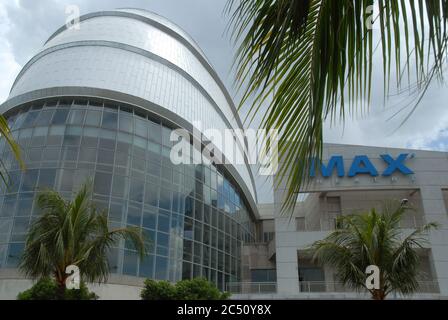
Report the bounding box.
[420,186,448,296]
[274,216,300,296]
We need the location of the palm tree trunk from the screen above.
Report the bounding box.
[371,289,386,300]
[55,273,67,300]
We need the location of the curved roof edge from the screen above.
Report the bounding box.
[41,8,257,202]
[45,10,245,131]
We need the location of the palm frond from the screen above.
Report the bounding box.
[0,114,24,186]
[227,0,448,212]
[19,182,146,285]
[308,200,438,298]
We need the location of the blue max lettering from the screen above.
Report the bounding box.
[310,153,414,178]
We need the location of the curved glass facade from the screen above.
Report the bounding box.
[0,98,256,289]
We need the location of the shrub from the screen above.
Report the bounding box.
[17,278,98,300]
[141,277,230,300]
[175,278,231,300]
[140,279,177,300]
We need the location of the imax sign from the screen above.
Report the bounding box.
[310,153,414,178]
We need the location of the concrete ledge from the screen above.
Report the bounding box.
[0,269,144,300]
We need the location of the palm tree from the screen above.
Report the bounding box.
[309,201,438,299]
[19,182,146,296]
[0,114,24,184]
[226,0,448,210]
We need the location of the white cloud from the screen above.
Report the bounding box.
[0,1,21,103]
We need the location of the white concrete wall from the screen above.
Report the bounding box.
[274,143,448,297]
[0,278,143,300]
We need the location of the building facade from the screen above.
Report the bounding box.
[236,143,448,299]
[0,9,259,298]
[1,8,448,300]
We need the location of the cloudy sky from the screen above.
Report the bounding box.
[1,0,448,202]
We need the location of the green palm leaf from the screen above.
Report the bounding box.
[227,0,448,212]
[0,114,24,186]
[19,182,146,287]
[309,200,439,299]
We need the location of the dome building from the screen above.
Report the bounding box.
[0,8,259,297]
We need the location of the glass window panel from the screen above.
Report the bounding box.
[2,196,17,217]
[157,214,170,233]
[116,141,131,154]
[182,261,192,279]
[17,197,33,216]
[129,178,144,202]
[142,229,155,247]
[127,205,142,226]
[148,121,161,143]
[194,222,203,242]
[97,149,114,165]
[115,152,129,167]
[31,128,47,146]
[161,127,172,146]
[184,218,193,240]
[123,250,138,276]
[58,99,72,107]
[159,188,172,210]
[37,168,56,189]
[21,169,38,192]
[68,109,85,125]
[194,200,203,221]
[184,196,193,217]
[78,147,97,163]
[0,219,12,237]
[172,191,181,213]
[27,148,42,162]
[64,126,82,143]
[157,245,168,257]
[134,136,147,149]
[51,109,69,125]
[147,161,161,177]
[161,165,172,182]
[203,205,211,224]
[6,243,24,268]
[203,245,210,266]
[155,256,168,280]
[135,118,148,138]
[99,129,116,150]
[142,209,157,230]
[107,248,119,274]
[7,171,21,193]
[94,172,112,195]
[109,202,125,222]
[144,183,159,207]
[119,113,133,134]
[117,132,133,144]
[59,169,74,192]
[101,112,118,130]
[34,110,54,126]
[193,242,202,264]
[139,254,154,278]
[61,146,78,162]
[22,111,39,127]
[211,228,218,248]
[112,175,129,198]
[12,216,29,234]
[157,231,169,247]
[85,110,101,126]
[203,226,210,246]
